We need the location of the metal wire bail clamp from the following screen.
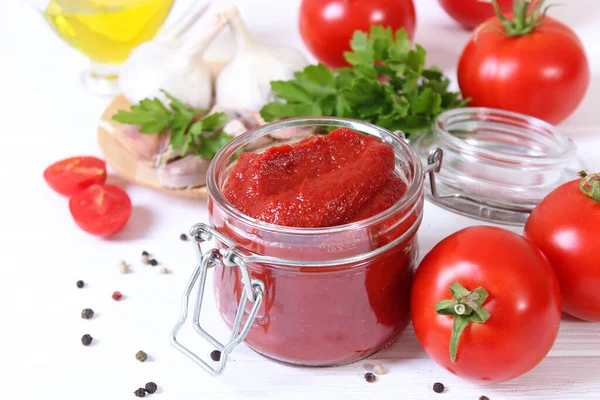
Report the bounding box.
[170,223,265,376]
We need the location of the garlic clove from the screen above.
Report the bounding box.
[110,124,169,163]
[153,143,182,168]
[156,155,210,189]
[268,126,313,141]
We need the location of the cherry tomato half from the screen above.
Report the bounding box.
[299,0,416,68]
[525,173,600,321]
[411,226,561,382]
[44,156,107,196]
[69,184,132,237]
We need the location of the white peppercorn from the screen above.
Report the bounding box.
[119,260,129,273]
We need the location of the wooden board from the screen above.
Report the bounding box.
[97,62,226,198]
[97,95,208,198]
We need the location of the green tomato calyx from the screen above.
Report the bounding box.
[435,282,491,364]
[482,0,553,37]
[578,171,600,203]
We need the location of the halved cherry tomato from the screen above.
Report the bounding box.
[44,156,107,196]
[69,184,132,237]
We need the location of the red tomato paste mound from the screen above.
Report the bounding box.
[223,127,406,228]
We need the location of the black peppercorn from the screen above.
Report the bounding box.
[149,259,158,266]
[364,372,376,383]
[134,388,146,398]
[180,233,188,241]
[76,280,84,288]
[142,251,149,256]
[81,308,94,319]
[479,396,490,400]
[81,334,93,346]
[145,382,157,394]
[433,382,445,393]
[136,350,148,362]
[210,350,221,361]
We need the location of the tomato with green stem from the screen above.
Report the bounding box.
[411,226,561,382]
[524,172,600,322]
[457,0,589,124]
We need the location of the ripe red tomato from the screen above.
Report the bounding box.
[524,173,600,321]
[299,0,416,68]
[411,226,561,382]
[44,156,107,196]
[457,15,589,125]
[438,0,513,29]
[69,184,132,237]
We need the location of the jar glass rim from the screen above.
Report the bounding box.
[434,107,576,164]
[207,117,424,235]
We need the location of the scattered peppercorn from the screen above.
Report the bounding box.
[479,396,490,400]
[141,254,150,265]
[372,363,385,375]
[159,267,169,274]
[134,388,146,398]
[76,280,85,288]
[119,260,129,274]
[145,382,157,394]
[149,259,158,266]
[364,372,376,383]
[180,233,188,241]
[142,251,149,256]
[433,382,445,393]
[210,350,221,361]
[81,308,94,319]
[81,334,93,346]
[112,291,123,301]
[136,350,148,362]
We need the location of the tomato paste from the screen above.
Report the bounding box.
[222,128,406,228]
[210,125,423,366]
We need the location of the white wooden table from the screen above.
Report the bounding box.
[2,0,599,399]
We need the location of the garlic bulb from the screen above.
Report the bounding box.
[119,11,229,109]
[215,7,308,111]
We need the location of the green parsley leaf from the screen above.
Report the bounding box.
[261,103,315,122]
[270,81,313,103]
[112,97,173,134]
[112,92,230,160]
[260,25,467,135]
[197,132,233,160]
[188,120,204,136]
[201,112,228,132]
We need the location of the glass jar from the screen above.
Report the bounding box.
[412,107,582,225]
[171,117,425,375]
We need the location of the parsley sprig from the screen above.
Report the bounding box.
[260,26,468,134]
[112,90,230,160]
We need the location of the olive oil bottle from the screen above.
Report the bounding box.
[45,0,174,65]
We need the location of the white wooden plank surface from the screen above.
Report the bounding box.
[1,0,599,399]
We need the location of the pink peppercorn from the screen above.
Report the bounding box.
[112,291,123,301]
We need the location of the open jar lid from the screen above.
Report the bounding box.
[411,107,583,225]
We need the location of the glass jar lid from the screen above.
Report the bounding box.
[412,107,583,225]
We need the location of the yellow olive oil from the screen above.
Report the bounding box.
[45,0,174,65]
